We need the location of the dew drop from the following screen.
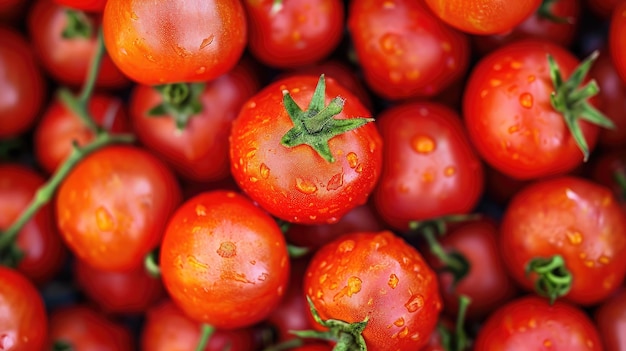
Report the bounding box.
[173,45,189,58]
[388,274,399,289]
[380,33,403,55]
[217,241,237,258]
[327,173,344,190]
[130,11,139,20]
[200,34,215,49]
[355,164,363,173]
[319,273,328,284]
[95,207,114,231]
[489,79,501,87]
[295,177,318,194]
[599,255,611,264]
[404,294,424,313]
[146,54,156,62]
[566,230,583,245]
[508,124,520,134]
[195,204,207,216]
[444,166,456,176]
[346,152,359,168]
[187,255,209,270]
[411,135,435,154]
[519,93,533,108]
[195,66,206,75]
[337,240,355,253]
[249,176,258,183]
[398,327,409,338]
[257,272,268,281]
[394,317,405,327]
[260,163,270,179]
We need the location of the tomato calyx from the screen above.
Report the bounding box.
[549,50,614,162]
[144,250,161,278]
[291,296,368,351]
[613,170,626,201]
[62,9,93,39]
[537,0,572,24]
[525,255,573,304]
[280,75,374,163]
[437,295,471,351]
[148,82,206,130]
[52,341,74,351]
[0,242,24,269]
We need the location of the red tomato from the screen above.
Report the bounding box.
[474,295,602,350]
[0,164,66,284]
[230,75,383,225]
[588,0,620,18]
[102,0,247,85]
[129,59,260,182]
[347,0,469,100]
[463,40,602,180]
[500,176,626,305]
[54,0,108,12]
[0,0,27,24]
[484,165,531,205]
[0,26,46,139]
[244,0,344,68]
[594,289,626,351]
[610,2,626,87]
[304,231,442,351]
[424,0,542,35]
[28,0,129,89]
[0,266,48,351]
[56,145,182,272]
[590,50,626,148]
[48,306,133,351]
[589,147,626,204]
[373,101,484,231]
[34,93,131,174]
[160,190,290,329]
[293,344,333,351]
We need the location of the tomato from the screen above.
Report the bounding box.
[56,145,182,272]
[463,40,604,180]
[0,164,67,284]
[28,0,129,89]
[160,190,290,329]
[594,289,626,351]
[610,2,626,88]
[229,75,382,225]
[54,0,108,12]
[500,176,626,305]
[244,0,344,68]
[34,93,131,174]
[424,0,542,35]
[0,266,48,351]
[474,295,602,350]
[304,231,441,351]
[0,0,27,24]
[293,344,333,351]
[589,148,626,204]
[129,59,260,182]
[484,165,531,205]
[48,305,133,351]
[347,0,469,100]
[373,101,484,231]
[0,26,46,139]
[588,0,620,18]
[102,0,247,85]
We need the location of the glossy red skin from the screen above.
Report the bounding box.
[594,289,626,350]
[0,267,48,351]
[0,26,46,138]
[0,164,66,284]
[590,50,626,148]
[373,102,484,231]
[500,176,626,305]
[28,0,129,89]
[293,344,333,351]
[474,295,602,350]
[464,40,599,180]
[610,2,626,87]
[56,145,182,272]
[54,0,108,12]
[424,0,542,35]
[160,190,290,329]
[103,0,247,85]
[305,231,442,351]
[34,93,131,174]
[48,306,133,351]
[484,165,531,205]
[348,0,469,100]
[130,60,260,182]
[230,75,383,225]
[74,260,164,315]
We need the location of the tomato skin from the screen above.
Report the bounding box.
[244,0,344,68]
[594,289,626,351]
[474,295,602,350]
[160,190,290,329]
[0,267,48,351]
[463,40,599,180]
[347,0,469,100]
[424,0,542,35]
[590,50,626,148]
[305,231,442,351]
[373,102,484,231]
[588,0,620,18]
[103,0,247,85]
[54,0,108,12]
[229,75,383,225]
[610,2,626,90]
[130,60,260,182]
[56,145,182,272]
[0,26,46,139]
[500,176,626,305]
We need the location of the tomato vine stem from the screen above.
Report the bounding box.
[144,251,161,278]
[195,324,215,351]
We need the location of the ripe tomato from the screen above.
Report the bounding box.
[373,101,484,231]
[588,0,620,18]
[590,50,626,148]
[500,176,626,305]
[0,266,48,351]
[56,145,182,272]
[463,40,604,180]
[347,0,469,100]
[54,0,107,12]
[102,0,247,85]
[230,75,382,225]
[474,295,602,350]
[594,289,626,350]
[160,190,290,329]
[610,1,626,88]
[304,231,441,351]
[424,0,542,35]
[0,26,46,139]
[589,148,626,204]
[244,0,344,68]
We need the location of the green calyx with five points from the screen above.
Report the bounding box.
[280,75,374,163]
[526,254,573,304]
[148,82,206,131]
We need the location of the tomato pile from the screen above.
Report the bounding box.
[2,0,626,350]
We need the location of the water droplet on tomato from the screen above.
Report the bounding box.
[257,272,268,281]
[337,240,355,253]
[444,166,456,176]
[566,230,583,245]
[195,204,207,216]
[295,178,318,194]
[380,33,402,55]
[259,163,270,179]
[146,54,156,62]
[346,152,359,168]
[326,217,338,224]
[404,294,424,313]
[327,173,344,190]
[355,164,363,173]
[398,327,409,338]
[195,66,206,75]
[519,93,533,108]
[411,135,435,154]
[388,274,399,289]
[394,317,405,327]
[95,207,114,231]
[217,241,237,258]
[130,11,139,20]
[200,35,215,50]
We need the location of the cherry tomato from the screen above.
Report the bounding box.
[56,145,182,272]
[587,0,620,18]
[589,147,626,204]
[373,101,484,231]
[347,0,469,100]
[610,1,626,87]
[54,0,108,12]
[160,190,290,329]
[102,0,247,85]
[594,289,626,351]
[590,49,626,148]
[0,0,27,24]
[0,26,46,139]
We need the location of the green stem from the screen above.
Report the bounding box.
[613,171,626,200]
[453,295,471,351]
[144,251,161,278]
[195,324,215,351]
[415,224,470,287]
[526,255,573,304]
